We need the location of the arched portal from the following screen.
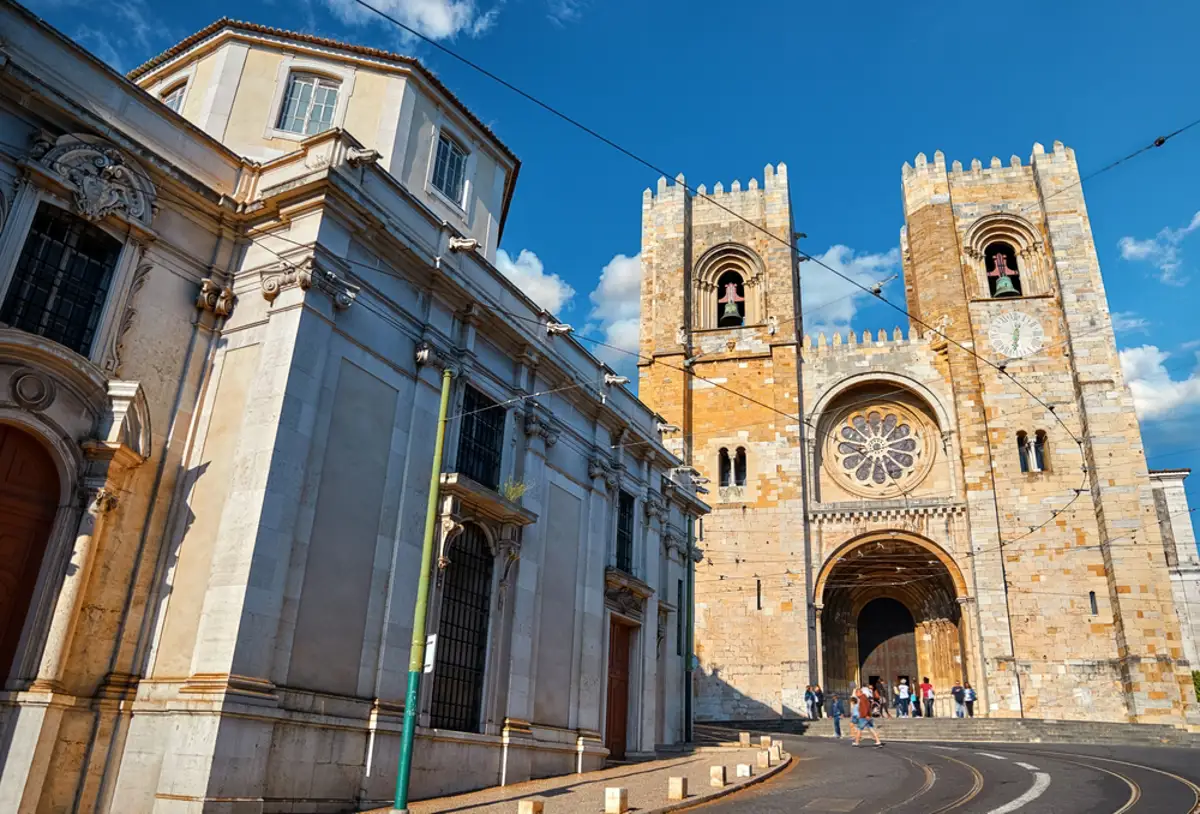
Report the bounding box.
[0,423,59,679]
[818,534,968,713]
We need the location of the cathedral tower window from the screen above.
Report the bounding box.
[734,447,747,487]
[985,241,1022,297]
[718,447,732,487]
[1089,591,1099,615]
[1033,430,1049,472]
[716,270,746,327]
[1017,431,1031,472]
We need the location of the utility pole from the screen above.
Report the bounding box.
[394,362,455,812]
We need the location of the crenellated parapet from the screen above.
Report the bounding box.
[801,325,931,354]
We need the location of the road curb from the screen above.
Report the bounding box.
[640,753,793,813]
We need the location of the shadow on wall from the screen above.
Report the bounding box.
[694,666,806,722]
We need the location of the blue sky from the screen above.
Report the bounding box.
[28,0,1200,507]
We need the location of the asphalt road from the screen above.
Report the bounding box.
[687,737,1200,813]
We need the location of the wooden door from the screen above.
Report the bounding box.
[857,597,917,691]
[0,425,58,678]
[605,620,631,760]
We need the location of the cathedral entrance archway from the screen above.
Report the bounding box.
[0,423,59,679]
[817,533,969,715]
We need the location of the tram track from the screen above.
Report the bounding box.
[1011,748,1200,813]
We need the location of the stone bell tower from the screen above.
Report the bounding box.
[637,167,817,720]
[901,143,1196,722]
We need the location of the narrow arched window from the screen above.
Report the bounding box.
[718,448,732,487]
[734,447,747,487]
[1016,431,1030,473]
[985,241,1021,297]
[716,270,746,327]
[1088,591,1098,615]
[1034,430,1048,472]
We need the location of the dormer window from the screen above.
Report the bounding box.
[161,82,187,114]
[276,73,340,136]
[986,241,1022,298]
[432,132,469,205]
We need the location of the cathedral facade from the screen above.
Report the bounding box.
[637,146,1200,725]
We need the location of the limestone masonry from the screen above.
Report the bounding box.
[637,145,1200,725]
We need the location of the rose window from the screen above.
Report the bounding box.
[835,411,919,486]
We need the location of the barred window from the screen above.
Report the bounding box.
[616,490,635,573]
[432,132,469,204]
[457,386,505,491]
[430,523,493,732]
[1,203,121,355]
[276,73,340,136]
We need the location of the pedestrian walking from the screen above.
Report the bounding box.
[892,682,902,717]
[830,693,845,738]
[897,678,911,717]
[874,681,891,717]
[850,684,882,747]
[921,677,935,718]
[951,680,965,718]
[963,682,977,718]
[804,685,816,720]
[814,685,825,719]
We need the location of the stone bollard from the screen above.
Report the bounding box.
[668,776,688,801]
[739,731,751,747]
[604,787,629,814]
[759,735,772,749]
[517,802,544,814]
[757,750,771,769]
[736,763,753,778]
[710,765,727,788]
[769,743,782,763]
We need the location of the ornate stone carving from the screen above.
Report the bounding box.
[260,257,358,310]
[9,369,55,411]
[589,454,621,490]
[86,486,120,515]
[448,236,480,253]
[644,491,668,524]
[605,585,643,619]
[662,526,685,560]
[676,325,688,346]
[688,544,705,564]
[524,408,560,447]
[196,278,234,317]
[346,146,382,168]
[102,261,153,375]
[36,134,156,226]
[415,341,459,375]
[657,604,671,650]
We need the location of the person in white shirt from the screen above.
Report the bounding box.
[897,678,911,717]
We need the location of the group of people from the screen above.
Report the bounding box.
[823,676,980,745]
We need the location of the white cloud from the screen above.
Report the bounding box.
[586,253,642,373]
[1118,210,1200,286]
[547,0,585,24]
[323,0,502,40]
[1119,345,1200,420]
[1111,311,1150,334]
[496,248,574,314]
[800,245,901,337]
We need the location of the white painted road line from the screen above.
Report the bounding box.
[1015,762,1040,771]
[978,752,1008,760]
[927,745,958,751]
[986,772,1052,814]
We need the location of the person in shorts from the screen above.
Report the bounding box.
[851,684,883,747]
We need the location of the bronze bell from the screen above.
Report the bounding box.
[721,299,742,320]
[992,274,1019,298]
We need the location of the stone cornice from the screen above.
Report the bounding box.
[808,500,966,523]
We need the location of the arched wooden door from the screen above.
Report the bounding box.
[0,424,59,678]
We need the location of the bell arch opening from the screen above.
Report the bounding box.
[819,536,968,712]
[0,423,59,679]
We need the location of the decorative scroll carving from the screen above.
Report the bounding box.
[523,408,560,447]
[656,604,670,651]
[605,585,643,619]
[688,544,705,564]
[35,134,156,226]
[260,257,358,310]
[346,147,382,168]
[103,261,153,375]
[86,486,120,515]
[643,491,668,524]
[196,278,234,317]
[661,525,685,560]
[588,454,621,490]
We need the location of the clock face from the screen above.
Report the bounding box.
[988,312,1045,359]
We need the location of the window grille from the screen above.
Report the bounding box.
[430,523,494,732]
[457,386,505,491]
[277,73,340,135]
[616,491,635,573]
[1,203,121,355]
[162,83,186,113]
[432,132,469,204]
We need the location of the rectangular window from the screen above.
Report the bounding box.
[430,524,493,732]
[1,203,121,355]
[431,132,469,204]
[616,491,635,574]
[276,73,340,136]
[756,578,762,611]
[676,579,684,657]
[456,386,505,491]
[161,83,186,113]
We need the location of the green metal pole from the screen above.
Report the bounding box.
[394,366,454,812]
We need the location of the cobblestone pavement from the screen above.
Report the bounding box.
[367,747,782,813]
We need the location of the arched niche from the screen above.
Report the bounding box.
[692,243,766,329]
[962,213,1047,298]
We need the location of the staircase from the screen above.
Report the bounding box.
[693,717,1200,748]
